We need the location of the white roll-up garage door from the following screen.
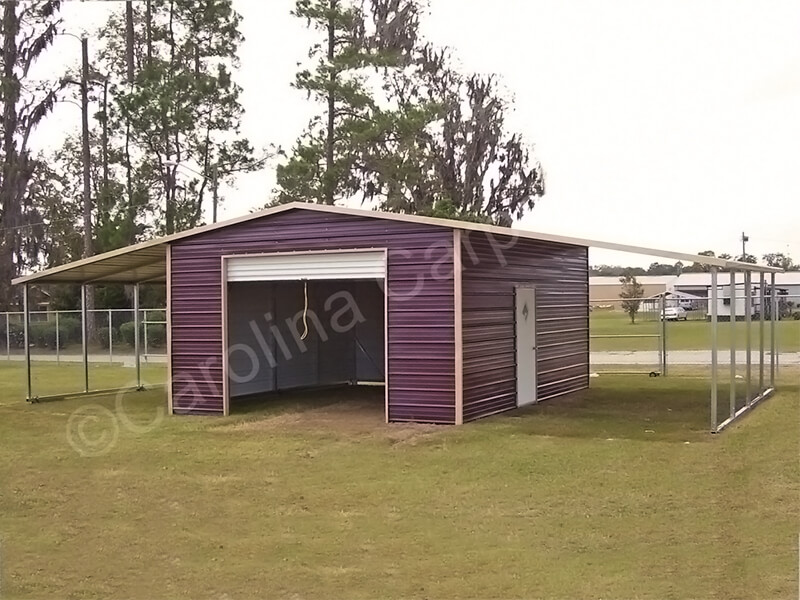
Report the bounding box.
[226,250,386,282]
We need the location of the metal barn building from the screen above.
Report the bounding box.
[161,203,588,424]
[12,203,782,430]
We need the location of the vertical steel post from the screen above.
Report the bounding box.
[108,309,113,363]
[759,272,765,391]
[24,285,32,400]
[710,268,719,432]
[770,273,776,388]
[55,310,60,364]
[81,285,89,393]
[729,269,736,419]
[744,270,752,406]
[657,294,664,373]
[660,294,667,376]
[143,309,149,357]
[5,312,10,360]
[134,283,141,389]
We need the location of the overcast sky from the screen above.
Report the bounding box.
[38,0,800,267]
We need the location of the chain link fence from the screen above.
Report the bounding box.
[0,308,167,364]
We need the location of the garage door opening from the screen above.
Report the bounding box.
[223,250,387,417]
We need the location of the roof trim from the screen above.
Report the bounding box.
[12,202,782,285]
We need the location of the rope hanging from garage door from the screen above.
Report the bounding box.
[300,280,309,340]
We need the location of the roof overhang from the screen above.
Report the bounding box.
[11,202,782,286]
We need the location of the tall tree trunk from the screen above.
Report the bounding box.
[145,0,153,65]
[0,3,21,310]
[324,0,337,205]
[125,0,135,83]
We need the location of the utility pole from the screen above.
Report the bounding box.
[81,36,92,260]
[741,232,749,260]
[80,36,95,339]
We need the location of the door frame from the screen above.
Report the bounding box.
[220,248,389,419]
[515,285,538,407]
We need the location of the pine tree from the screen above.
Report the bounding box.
[0,0,63,309]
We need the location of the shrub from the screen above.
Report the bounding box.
[120,321,167,349]
[97,326,120,349]
[147,324,166,347]
[144,310,166,323]
[0,321,25,349]
[119,321,138,347]
[792,311,800,321]
[28,321,73,350]
[58,317,82,345]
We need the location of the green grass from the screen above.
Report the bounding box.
[0,361,167,403]
[591,310,800,352]
[0,362,798,598]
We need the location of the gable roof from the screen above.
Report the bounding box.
[11,202,782,285]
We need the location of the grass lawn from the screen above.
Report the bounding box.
[0,363,798,599]
[590,310,800,352]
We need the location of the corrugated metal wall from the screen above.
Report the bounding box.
[169,209,456,423]
[460,231,589,422]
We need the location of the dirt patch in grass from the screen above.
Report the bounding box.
[220,391,442,444]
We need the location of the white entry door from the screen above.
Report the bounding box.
[515,287,537,407]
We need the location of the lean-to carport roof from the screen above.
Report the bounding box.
[11,202,782,285]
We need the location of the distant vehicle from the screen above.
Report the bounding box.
[661,306,688,321]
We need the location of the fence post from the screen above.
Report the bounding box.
[108,309,113,364]
[6,312,10,361]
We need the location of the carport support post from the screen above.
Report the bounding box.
[729,269,736,419]
[81,284,89,393]
[659,294,667,376]
[770,273,776,387]
[23,284,32,400]
[759,272,765,390]
[744,270,752,406]
[134,283,141,389]
[710,268,719,432]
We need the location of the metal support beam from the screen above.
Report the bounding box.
[659,294,667,375]
[55,310,60,364]
[759,272,765,391]
[134,283,142,389]
[729,269,736,419]
[770,272,776,388]
[710,268,719,432]
[744,270,752,406]
[81,284,90,393]
[24,284,32,400]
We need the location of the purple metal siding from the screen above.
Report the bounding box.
[460,231,589,422]
[169,209,456,424]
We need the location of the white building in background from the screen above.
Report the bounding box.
[589,272,800,318]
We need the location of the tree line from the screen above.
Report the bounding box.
[591,250,799,277]
[0,0,545,311]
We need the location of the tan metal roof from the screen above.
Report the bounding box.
[11,202,782,285]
